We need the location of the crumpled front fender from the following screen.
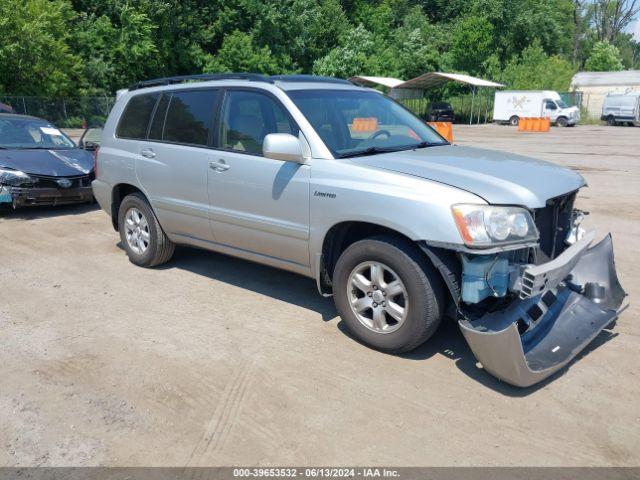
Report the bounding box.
[459,234,626,387]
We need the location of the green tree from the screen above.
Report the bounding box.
[204,30,283,74]
[392,6,445,78]
[584,40,624,71]
[449,15,495,74]
[71,5,160,94]
[0,0,82,96]
[502,41,576,91]
[312,25,395,78]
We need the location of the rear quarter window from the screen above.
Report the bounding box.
[116,93,159,139]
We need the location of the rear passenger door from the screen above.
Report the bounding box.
[207,89,310,267]
[137,88,220,242]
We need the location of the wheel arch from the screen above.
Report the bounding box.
[317,221,451,299]
[111,183,146,231]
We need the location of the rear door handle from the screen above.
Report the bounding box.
[140,148,156,159]
[209,159,230,172]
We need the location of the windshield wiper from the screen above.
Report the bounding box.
[338,146,403,159]
[411,141,446,149]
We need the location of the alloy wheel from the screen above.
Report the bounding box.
[347,261,409,334]
[124,207,150,255]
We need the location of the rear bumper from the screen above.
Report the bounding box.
[91,179,112,215]
[6,185,94,207]
[459,234,626,387]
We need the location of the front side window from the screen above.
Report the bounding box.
[162,90,218,146]
[287,89,447,158]
[0,117,75,149]
[117,93,159,139]
[545,100,558,110]
[218,90,298,155]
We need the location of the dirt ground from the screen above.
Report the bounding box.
[1,124,638,467]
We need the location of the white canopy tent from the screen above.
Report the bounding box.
[397,72,504,89]
[348,76,405,89]
[350,72,505,124]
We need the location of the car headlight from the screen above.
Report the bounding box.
[451,204,539,247]
[0,168,35,187]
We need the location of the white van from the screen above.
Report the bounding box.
[601,92,640,126]
[493,90,580,127]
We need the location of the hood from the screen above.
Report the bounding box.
[0,148,94,177]
[351,145,585,208]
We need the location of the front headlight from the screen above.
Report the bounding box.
[451,204,539,247]
[0,168,35,187]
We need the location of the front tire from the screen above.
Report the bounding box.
[607,116,616,126]
[118,192,175,267]
[333,236,445,353]
[556,116,568,127]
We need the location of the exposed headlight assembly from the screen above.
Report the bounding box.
[452,204,539,247]
[0,168,35,187]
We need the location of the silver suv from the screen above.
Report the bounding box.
[93,74,626,387]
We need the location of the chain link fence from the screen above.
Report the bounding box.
[400,91,583,124]
[0,95,115,128]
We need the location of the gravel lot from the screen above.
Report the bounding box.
[1,125,638,466]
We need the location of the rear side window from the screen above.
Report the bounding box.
[116,94,159,139]
[162,90,218,146]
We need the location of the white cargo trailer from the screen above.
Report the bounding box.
[493,90,580,127]
[600,92,640,126]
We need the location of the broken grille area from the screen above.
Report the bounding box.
[533,191,577,260]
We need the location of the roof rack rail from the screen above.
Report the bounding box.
[270,74,353,85]
[129,73,272,91]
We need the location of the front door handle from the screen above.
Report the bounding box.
[140,148,156,159]
[209,159,230,172]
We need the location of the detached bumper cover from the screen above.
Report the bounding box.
[459,234,626,387]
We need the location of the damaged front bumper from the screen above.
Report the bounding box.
[459,233,626,387]
[0,185,94,208]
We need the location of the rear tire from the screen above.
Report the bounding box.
[333,235,445,354]
[509,116,519,126]
[118,192,174,267]
[607,116,616,126]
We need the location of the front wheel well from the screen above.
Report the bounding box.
[320,222,423,292]
[111,183,144,231]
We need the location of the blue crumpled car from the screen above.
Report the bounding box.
[0,113,95,209]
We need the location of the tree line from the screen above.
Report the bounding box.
[0,0,638,97]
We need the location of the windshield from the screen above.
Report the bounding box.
[556,99,568,109]
[0,117,75,149]
[287,89,447,158]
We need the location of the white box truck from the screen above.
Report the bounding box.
[493,90,580,127]
[601,92,640,126]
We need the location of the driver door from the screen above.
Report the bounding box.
[543,100,558,120]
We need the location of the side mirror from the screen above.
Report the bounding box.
[263,133,305,163]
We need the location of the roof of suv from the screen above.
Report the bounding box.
[127,73,364,94]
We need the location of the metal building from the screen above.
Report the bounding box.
[570,70,640,118]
